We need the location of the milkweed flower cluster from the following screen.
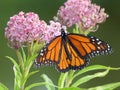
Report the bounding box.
[5,11,65,49]
[5,11,47,49]
[44,20,66,43]
[57,0,109,31]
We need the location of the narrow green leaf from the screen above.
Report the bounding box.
[73,65,120,79]
[15,49,24,71]
[6,56,22,78]
[25,82,47,90]
[20,54,38,89]
[0,83,8,90]
[13,65,22,89]
[65,71,75,87]
[41,74,55,90]
[21,48,27,63]
[30,40,45,55]
[73,65,108,79]
[60,87,86,90]
[33,41,45,52]
[88,82,120,90]
[6,56,22,89]
[72,69,110,87]
[20,70,39,89]
[58,72,68,88]
[27,70,39,79]
[25,54,37,68]
[6,56,21,77]
[6,56,19,70]
[25,82,58,90]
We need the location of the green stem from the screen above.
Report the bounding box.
[15,46,34,90]
[109,67,120,70]
[20,66,31,90]
[27,43,32,57]
[58,72,68,89]
[15,49,25,90]
[21,53,33,89]
[65,70,75,87]
[13,41,42,90]
[15,49,24,72]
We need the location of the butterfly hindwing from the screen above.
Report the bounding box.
[56,41,89,72]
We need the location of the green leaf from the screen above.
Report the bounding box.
[6,56,21,80]
[15,49,24,71]
[33,41,45,53]
[21,48,27,63]
[60,87,86,90]
[72,69,110,87]
[6,56,22,89]
[25,74,58,90]
[20,54,38,88]
[6,56,19,70]
[73,65,107,79]
[30,40,45,55]
[25,82,58,90]
[58,72,68,88]
[41,74,55,90]
[25,82,47,90]
[25,54,37,68]
[20,70,39,89]
[88,82,120,90]
[73,65,120,79]
[65,71,75,87]
[0,83,8,90]
[6,56,21,77]
[13,65,22,90]
[27,70,39,79]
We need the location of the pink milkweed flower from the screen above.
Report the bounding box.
[57,0,109,31]
[5,11,47,49]
[43,20,67,43]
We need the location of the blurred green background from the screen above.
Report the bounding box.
[0,0,120,90]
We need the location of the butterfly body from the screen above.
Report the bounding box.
[35,30,112,72]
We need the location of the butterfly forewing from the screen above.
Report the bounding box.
[35,36,62,66]
[68,34,112,59]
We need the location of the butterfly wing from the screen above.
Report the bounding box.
[67,34,112,59]
[56,34,112,72]
[56,40,88,72]
[35,36,62,66]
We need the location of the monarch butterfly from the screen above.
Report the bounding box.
[35,29,112,72]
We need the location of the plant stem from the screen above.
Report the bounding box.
[58,72,68,89]
[65,70,75,87]
[16,49,24,72]
[15,47,34,90]
[13,41,43,90]
[27,42,32,57]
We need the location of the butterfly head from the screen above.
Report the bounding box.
[61,29,67,37]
